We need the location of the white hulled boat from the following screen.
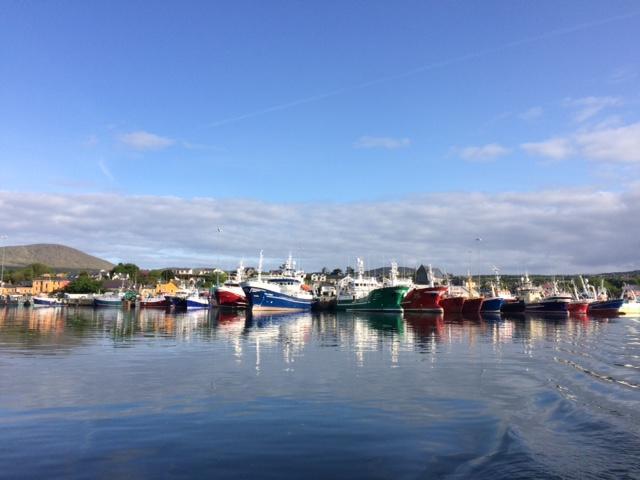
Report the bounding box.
[213,261,248,309]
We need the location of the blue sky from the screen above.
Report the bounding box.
[1,1,639,271]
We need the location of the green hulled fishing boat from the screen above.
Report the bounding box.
[346,285,409,311]
[340,261,411,312]
[335,257,381,311]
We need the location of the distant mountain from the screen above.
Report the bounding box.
[0,244,113,271]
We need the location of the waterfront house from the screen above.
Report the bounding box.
[0,282,34,296]
[155,281,179,295]
[32,276,70,294]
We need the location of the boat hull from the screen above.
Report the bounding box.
[32,297,62,307]
[139,297,171,308]
[248,289,314,312]
[401,286,446,313]
[461,297,483,316]
[440,296,465,314]
[166,296,188,310]
[94,298,123,308]
[345,286,409,312]
[213,288,248,309]
[525,300,569,314]
[186,297,210,309]
[480,297,505,313]
[501,300,525,313]
[588,298,624,315]
[568,301,589,315]
[620,301,640,316]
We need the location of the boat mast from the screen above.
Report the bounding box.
[257,250,264,282]
[390,261,399,286]
[356,257,364,281]
[492,265,501,297]
[236,259,245,283]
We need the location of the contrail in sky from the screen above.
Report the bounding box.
[208,10,640,128]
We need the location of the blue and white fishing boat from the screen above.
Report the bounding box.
[32,296,63,307]
[480,267,507,313]
[185,293,210,309]
[525,294,571,314]
[578,276,623,315]
[242,252,315,312]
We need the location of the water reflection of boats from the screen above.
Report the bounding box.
[522,312,570,323]
[216,309,247,324]
[249,310,311,327]
[403,312,444,338]
[215,310,248,333]
[351,311,404,334]
[480,312,501,322]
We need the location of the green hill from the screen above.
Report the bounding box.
[1,243,113,271]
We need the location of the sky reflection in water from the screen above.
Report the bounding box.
[0,307,639,479]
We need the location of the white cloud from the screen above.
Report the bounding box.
[609,66,637,84]
[2,188,638,273]
[521,121,640,163]
[564,96,622,123]
[458,143,510,161]
[575,122,640,163]
[354,136,411,150]
[519,106,543,121]
[521,138,574,160]
[118,131,175,151]
[97,160,114,181]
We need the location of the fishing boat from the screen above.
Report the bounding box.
[525,295,571,314]
[501,273,540,313]
[567,300,589,315]
[480,267,507,313]
[242,252,315,312]
[401,264,446,313]
[185,293,210,309]
[439,275,465,314]
[346,262,411,312]
[461,273,483,316]
[212,260,248,309]
[588,298,624,315]
[530,280,573,315]
[619,284,640,315]
[32,296,63,307]
[335,257,381,310]
[94,293,123,307]
[578,276,623,316]
[138,295,171,308]
[164,287,194,309]
[566,280,588,315]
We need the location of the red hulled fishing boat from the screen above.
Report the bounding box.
[401,265,446,313]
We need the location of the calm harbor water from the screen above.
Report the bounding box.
[0,306,639,479]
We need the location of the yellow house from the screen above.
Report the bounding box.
[156,282,179,295]
[0,284,34,296]
[32,277,70,295]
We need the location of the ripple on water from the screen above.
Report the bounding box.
[0,308,639,479]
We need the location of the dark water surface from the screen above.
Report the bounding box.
[1,307,639,479]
